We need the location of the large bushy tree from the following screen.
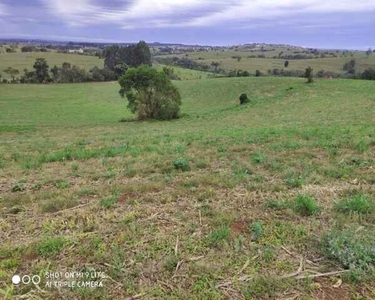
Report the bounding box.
[104,41,151,77]
[119,65,181,120]
[3,67,19,81]
[33,58,50,83]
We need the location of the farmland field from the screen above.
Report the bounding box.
[156,49,375,74]
[0,52,104,79]
[1,77,375,299]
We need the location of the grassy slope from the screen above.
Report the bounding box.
[0,78,375,299]
[0,52,104,78]
[154,63,217,80]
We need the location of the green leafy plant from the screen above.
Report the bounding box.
[293,194,320,216]
[173,158,190,171]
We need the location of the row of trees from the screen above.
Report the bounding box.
[1,58,118,84]
[1,41,152,84]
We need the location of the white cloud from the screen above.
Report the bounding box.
[40,0,375,29]
[0,2,8,16]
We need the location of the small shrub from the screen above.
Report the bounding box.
[11,183,25,192]
[173,158,190,171]
[100,193,119,209]
[37,237,65,257]
[239,93,250,105]
[293,194,320,216]
[164,255,180,274]
[71,163,79,171]
[1,258,19,270]
[54,180,69,189]
[251,152,266,164]
[206,226,230,248]
[250,221,264,242]
[322,228,375,270]
[285,176,304,188]
[335,193,375,215]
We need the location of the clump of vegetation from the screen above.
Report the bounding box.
[292,194,320,216]
[11,182,25,192]
[334,193,375,215]
[305,66,314,83]
[119,65,181,120]
[251,151,266,164]
[206,226,230,248]
[239,93,250,105]
[250,220,264,242]
[100,193,119,209]
[322,228,375,271]
[173,158,190,171]
[37,237,65,257]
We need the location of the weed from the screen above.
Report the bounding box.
[37,237,65,257]
[335,193,375,215]
[293,194,320,216]
[11,183,25,192]
[1,259,19,270]
[206,226,230,247]
[54,180,69,189]
[100,193,119,209]
[250,220,264,242]
[251,151,266,164]
[173,158,190,171]
[322,228,375,270]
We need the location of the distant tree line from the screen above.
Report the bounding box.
[1,41,152,84]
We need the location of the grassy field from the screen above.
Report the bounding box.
[0,52,104,79]
[1,77,375,299]
[157,49,375,74]
[154,64,218,80]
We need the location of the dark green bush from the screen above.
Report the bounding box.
[239,93,250,105]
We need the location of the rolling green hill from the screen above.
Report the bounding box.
[1,77,375,299]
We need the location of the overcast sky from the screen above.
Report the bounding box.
[1,0,375,49]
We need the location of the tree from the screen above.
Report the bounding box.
[255,70,261,77]
[50,65,60,82]
[20,68,37,83]
[33,58,50,83]
[366,48,372,56]
[3,67,19,81]
[361,68,375,80]
[343,59,356,74]
[211,61,220,72]
[305,67,313,83]
[21,45,34,52]
[104,41,151,77]
[119,65,181,120]
[284,60,289,68]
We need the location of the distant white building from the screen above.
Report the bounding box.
[68,48,84,54]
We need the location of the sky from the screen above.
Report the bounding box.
[1,0,375,49]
